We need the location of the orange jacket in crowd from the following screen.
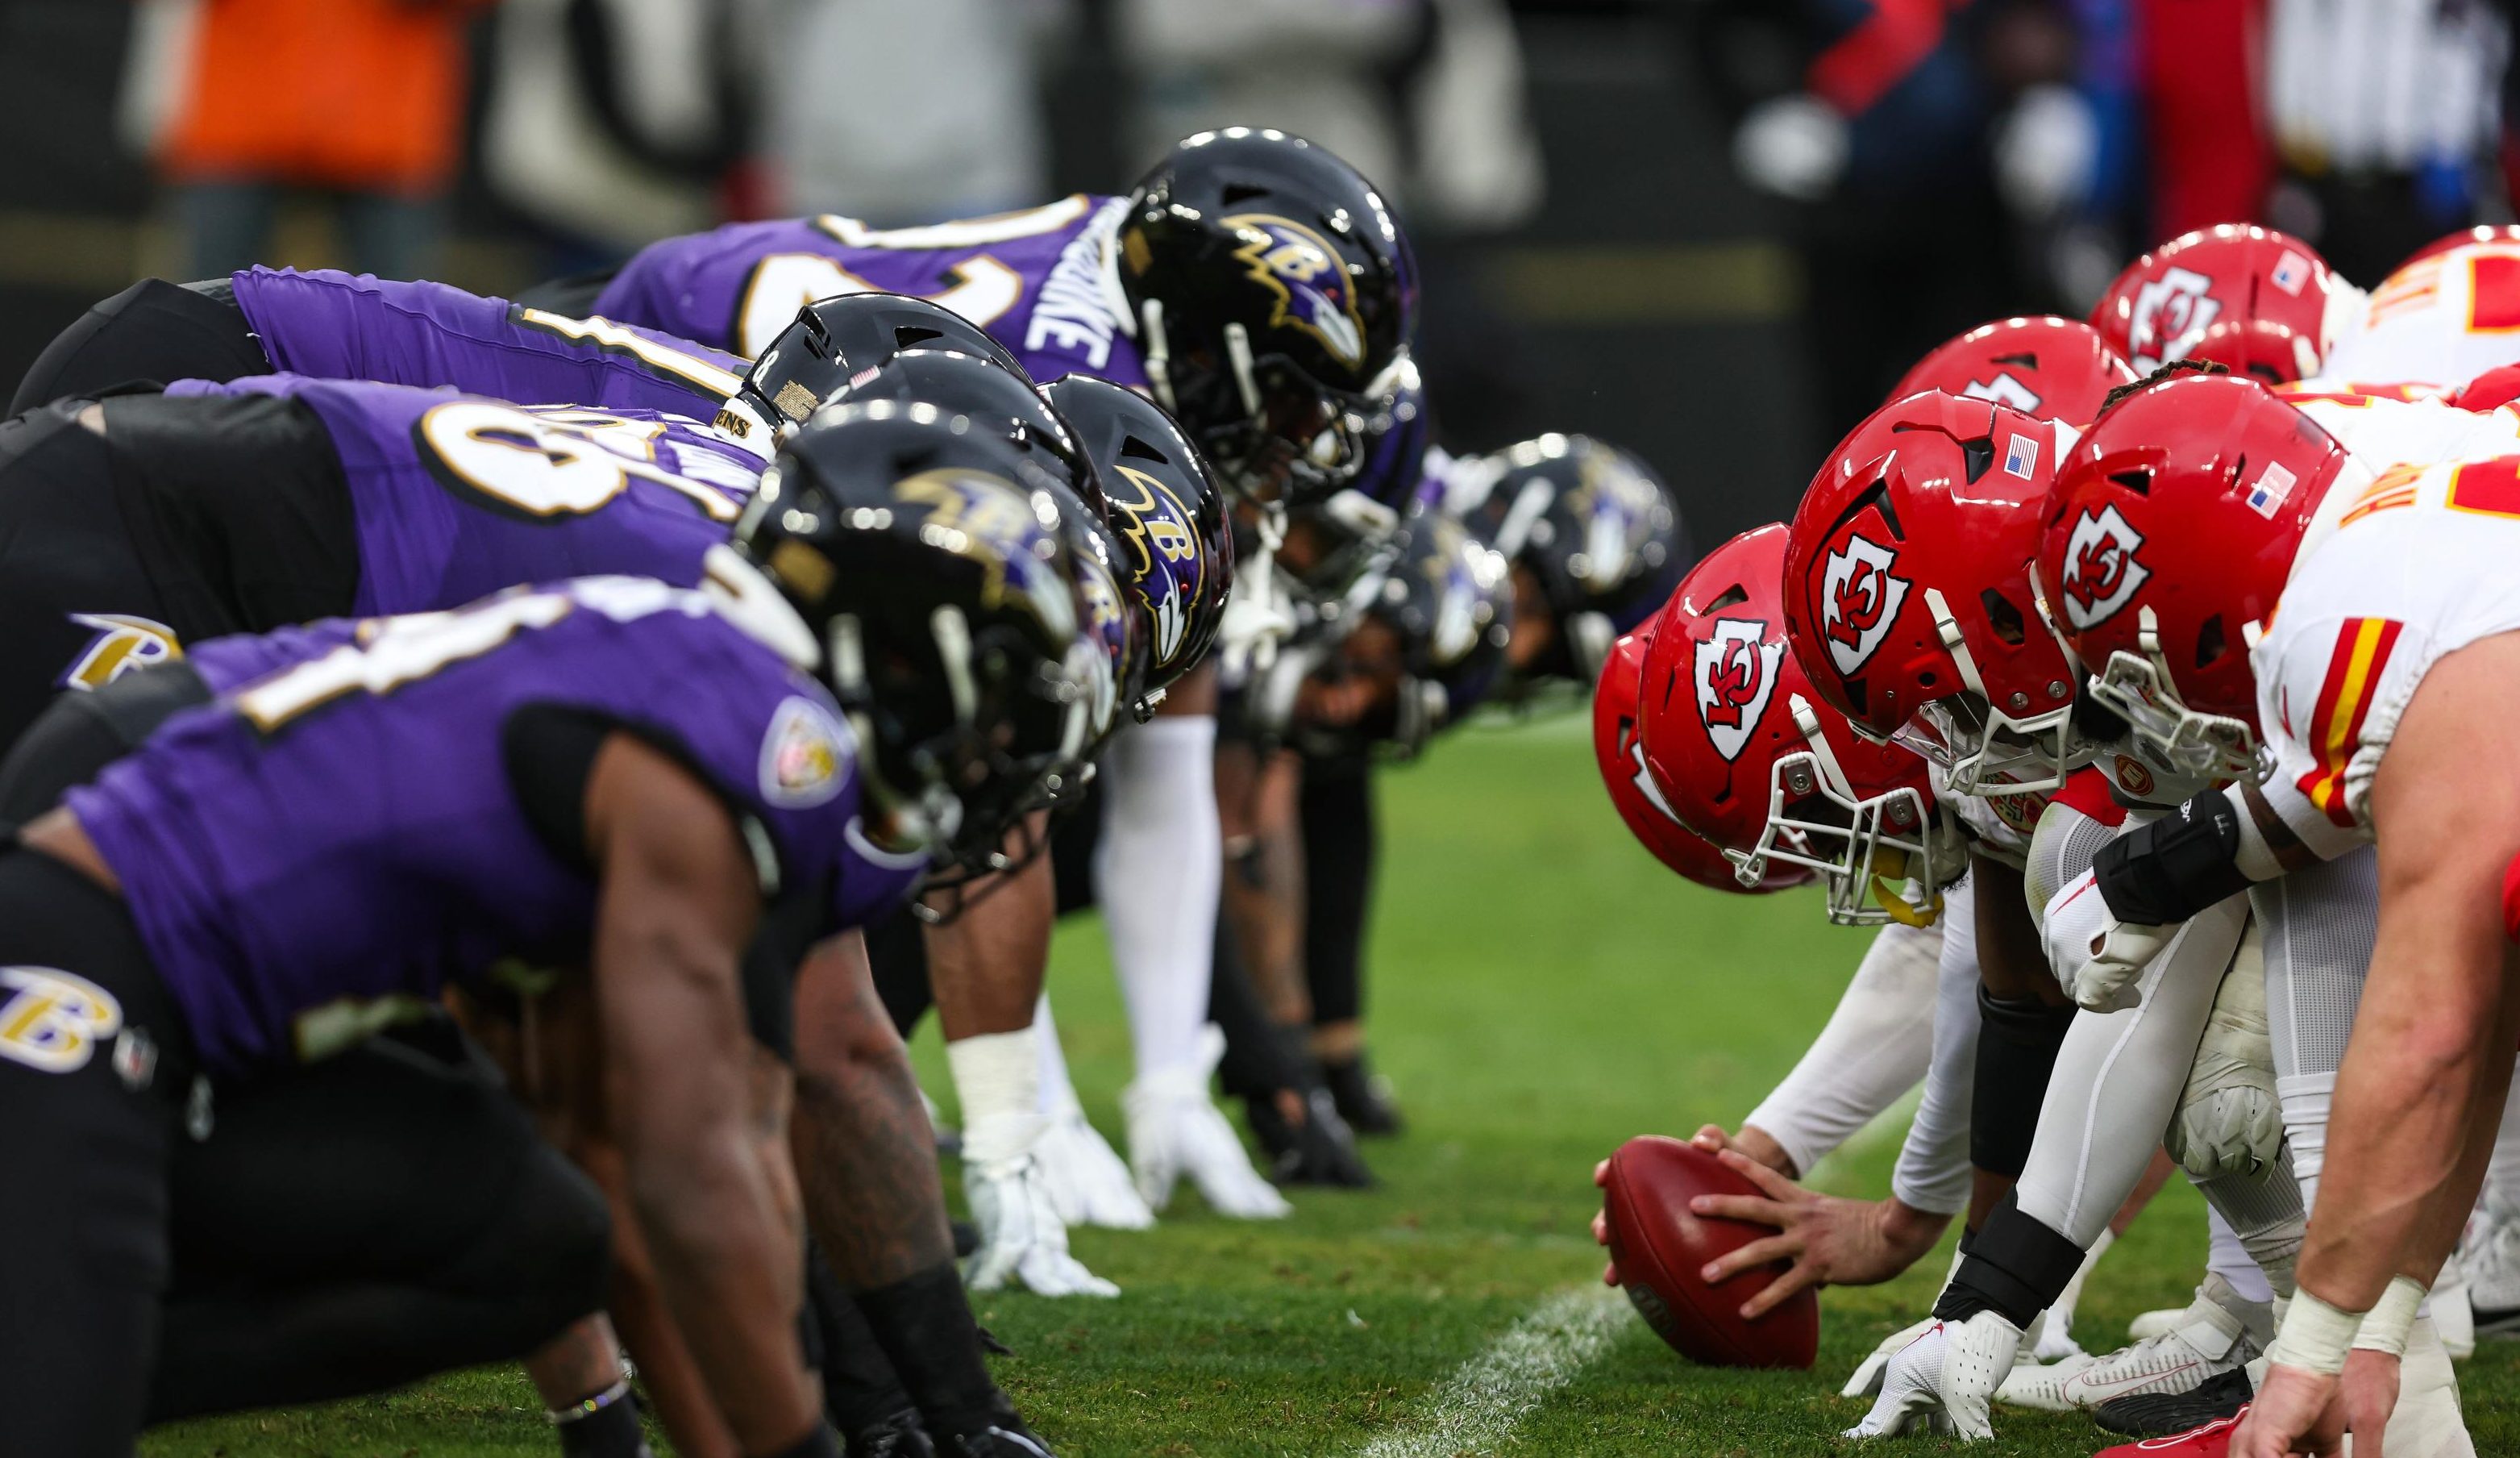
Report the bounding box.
[159,0,498,194]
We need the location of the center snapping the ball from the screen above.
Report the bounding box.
[1600,1135,1819,1368]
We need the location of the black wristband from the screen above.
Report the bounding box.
[759,1423,843,1458]
[1969,989,2077,1179]
[1933,1194,2089,1328]
[851,1262,1018,1440]
[2094,791,2252,925]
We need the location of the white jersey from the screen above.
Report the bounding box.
[2313,240,2520,390]
[1940,781,2044,867]
[2252,447,2520,855]
[2283,389,2520,473]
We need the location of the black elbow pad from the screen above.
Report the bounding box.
[2092,791,2252,926]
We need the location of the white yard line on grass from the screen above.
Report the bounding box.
[1356,1285,1628,1458]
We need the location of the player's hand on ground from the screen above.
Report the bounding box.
[1841,1316,1939,1399]
[1844,1310,2021,1440]
[2231,1362,2344,1457]
[964,1154,1121,1298]
[1687,1150,1942,1318]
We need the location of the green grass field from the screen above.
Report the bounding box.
[143,718,2520,1456]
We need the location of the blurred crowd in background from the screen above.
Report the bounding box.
[2,0,2514,544]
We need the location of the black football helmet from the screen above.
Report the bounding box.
[734,402,1108,871]
[736,292,1033,439]
[1451,435,1690,685]
[823,350,1097,511]
[1366,506,1514,754]
[1114,128,1418,505]
[1039,374,1233,706]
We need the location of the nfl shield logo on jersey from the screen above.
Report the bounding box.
[1817,535,1910,677]
[759,696,851,809]
[1693,619,1782,762]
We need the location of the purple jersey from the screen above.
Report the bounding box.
[70,575,926,1073]
[166,374,762,616]
[229,267,764,443]
[592,195,1148,387]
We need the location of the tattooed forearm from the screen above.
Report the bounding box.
[790,932,956,1286]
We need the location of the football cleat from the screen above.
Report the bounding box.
[1843,1310,2023,1439]
[2093,1366,2252,1437]
[848,1410,938,1458]
[1322,1052,1404,1136]
[2056,1274,2267,1410]
[1993,1349,2094,1410]
[2091,1408,2247,1458]
[1033,1099,1157,1231]
[1123,1025,1293,1218]
[2381,1316,2474,1456]
[2463,1202,2520,1337]
[946,1426,1056,1458]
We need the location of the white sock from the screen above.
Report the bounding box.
[946,1028,1042,1166]
[1093,714,1222,1082]
[2206,1202,2277,1306]
[1033,994,1080,1116]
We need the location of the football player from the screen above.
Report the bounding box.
[0,408,1103,1456]
[578,129,1417,1243]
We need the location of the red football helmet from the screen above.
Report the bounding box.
[1595,623,1806,894]
[2040,373,2353,779]
[1635,525,1961,926]
[1890,316,2138,424]
[2090,225,2363,383]
[1782,392,2088,798]
[2397,224,2520,273]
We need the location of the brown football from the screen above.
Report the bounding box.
[1600,1135,1819,1368]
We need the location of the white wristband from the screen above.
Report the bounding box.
[2266,1287,2368,1376]
[2349,1276,2428,1356]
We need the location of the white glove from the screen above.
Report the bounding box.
[1843,1315,1938,1399]
[1124,1026,1292,1220]
[963,1112,1121,1298]
[2040,869,2173,1013]
[1033,1099,1156,1231]
[2166,919,2283,1180]
[1844,1310,2023,1440]
[1734,94,1848,202]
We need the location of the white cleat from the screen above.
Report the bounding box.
[2462,1201,2520,1338]
[2057,1273,2264,1410]
[2383,1317,2477,1458]
[1994,1350,2095,1410]
[1033,1099,1156,1231]
[964,1141,1121,1298]
[1123,1026,1291,1220]
[1844,1310,2023,1439]
[1842,1316,1939,1400]
[2128,1306,2184,1343]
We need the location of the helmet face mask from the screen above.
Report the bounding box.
[736,406,1105,874]
[1732,694,1965,927]
[2086,638,2266,782]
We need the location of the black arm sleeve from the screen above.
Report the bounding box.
[2092,790,2252,926]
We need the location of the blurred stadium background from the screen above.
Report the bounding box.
[10,0,2511,552]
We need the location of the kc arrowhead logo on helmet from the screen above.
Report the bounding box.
[1816,535,1909,677]
[2127,265,2222,371]
[1693,619,1782,761]
[1225,213,1367,368]
[2056,504,2152,631]
[1963,372,2043,414]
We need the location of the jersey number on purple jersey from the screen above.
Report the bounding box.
[732,197,1097,356]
